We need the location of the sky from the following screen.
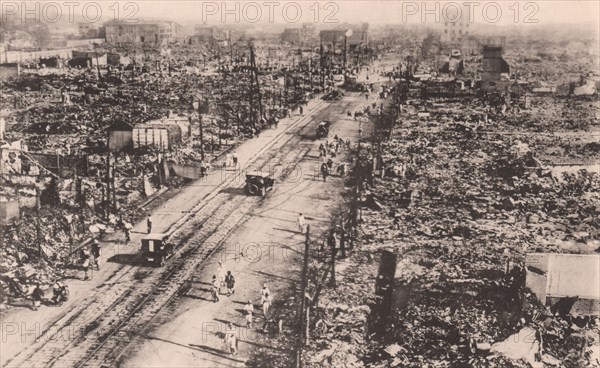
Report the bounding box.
[2,0,599,28]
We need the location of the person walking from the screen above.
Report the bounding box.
[124,222,132,243]
[146,215,153,234]
[224,323,238,355]
[225,271,235,296]
[261,291,272,321]
[232,153,238,167]
[299,105,303,115]
[31,283,43,311]
[297,213,307,234]
[260,283,271,301]
[225,153,233,168]
[82,253,91,280]
[91,239,101,271]
[211,275,220,302]
[321,162,329,182]
[216,262,226,293]
[243,300,254,328]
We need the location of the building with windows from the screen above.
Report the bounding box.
[320,23,368,49]
[79,23,105,39]
[105,21,181,44]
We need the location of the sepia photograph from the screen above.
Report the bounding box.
[0,1,599,367]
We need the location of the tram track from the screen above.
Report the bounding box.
[4,97,331,368]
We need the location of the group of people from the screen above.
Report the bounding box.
[31,281,69,311]
[208,267,276,356]
[318,136,349,182]
[211,262,236,302]
[242,283,273,330]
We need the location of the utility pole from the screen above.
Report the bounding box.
[295,224,311,368]
[249,43,263,125]
[329,229,336,287]
[320,39,325,89]
[106,151,111,217]
[112,154,117,211]
[194,97,206,161]
[340,207,346,258]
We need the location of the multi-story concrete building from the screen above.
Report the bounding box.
[105,21,181,44]
[281,24,315,44]
[440,4,471,45]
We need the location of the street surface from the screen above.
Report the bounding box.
[1,64,390,367]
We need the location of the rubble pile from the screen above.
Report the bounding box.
[296,254,379,368]
[352,97,600,367]
[293,89,599,367]
[0,40,324,309]
[0,205,83,304]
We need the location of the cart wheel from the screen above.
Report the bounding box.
[249,185,259,195]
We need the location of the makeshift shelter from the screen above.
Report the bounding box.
[0,199,20,224]
[163,116,191,139]
[107,53,132,66]
[0,63,20,81]
[39,57,60,68]
[133,119,182,150]
[107,122,134,152]
[526,253,600,316]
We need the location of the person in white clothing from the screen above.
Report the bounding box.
[297,213,307,234]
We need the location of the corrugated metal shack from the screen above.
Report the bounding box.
[133,119,182,150]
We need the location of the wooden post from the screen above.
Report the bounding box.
[36,187,41,257]
[340,224,346,258]
[329,231,336,288]
[112,154,117,211]
[305,305,310,344]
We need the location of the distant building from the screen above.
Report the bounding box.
[194,25,218,37]
[320,23,368,49]
[107,52,131,66]
[481,45,510,82]
[189,26,227,47]
[281,25,314,44]
[105,21,182,44]
[79,23,105,39]
[282,28,302,44]
[440,4,471,44]
[8,31,34,49]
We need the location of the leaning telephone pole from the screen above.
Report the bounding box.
[248,43,263,125]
